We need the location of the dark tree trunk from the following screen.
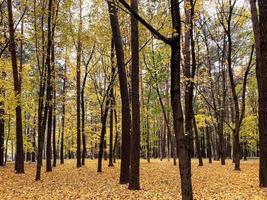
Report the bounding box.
[76,1,82,168]
[0,100,4,166]
[32,118,36,162]
[81,45,93,166]
[36,0,53,180]
[170,1,193,199]
[193,114,203,166]
[52,40,57,168]
[52,97,56,167]
[129,0,140,190]
[108,95,114,167]
[206,125,212,163]
[60,60,67,164]
[251,0,267,187]
[107,0,131,184]
[81,88,86,166]
[183,0,194,158]
[108,41,115,167]
[97,99,110,172]
[146,88,151,163]
[7,0,24,174]
[113,107,119,163]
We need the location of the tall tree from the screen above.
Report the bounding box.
[108,41,115,167]
[129,0,140,190]
[76,0,83,168]
[183,0,194,158]
[7,0,24,174]
[251,0,267,187]
[36,0,53,180]
[107,0,131,184]
[60,58,67,164]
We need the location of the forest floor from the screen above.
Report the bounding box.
[0,159,266,200]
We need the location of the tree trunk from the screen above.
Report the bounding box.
[251,0,267,187]
[107,0,131,184]
[81,89,86,165]
[129,0,140,190]
[206,125,212,163]
[108,96,114,167]
[76,0,82,168]
[0,100,4,166]
[170,1,193,199]
[52,39,57,168]
[193,114,203,166]
[108,41,115,167]
[36,0,53,180]
[183,0,194,158]
[7,0,24,174]
[113,107,119,163]
[97,99,110,172]
[0,75,4,166]
[60,59,67,164]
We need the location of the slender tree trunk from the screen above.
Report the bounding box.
[76,0,82,168]
[129,0,140,190]
[193,114,203,166]
[183,0,194,158]
[97,100,110,172]
[107,0,131,184]
[170,1,193,199]
[109,41,115,167]
[60,60,67,164]
[7,0,24,174]
[146,88,151,163]
[81,89,86,165]
[52,40,57,168]
[32,116,36,162]
[0,74,4,166]
[36,0,53,180]
[108,97,114,167]
[206,125,212,163]
[0,99,4,166]
[113,106,119,163]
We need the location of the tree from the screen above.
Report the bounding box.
[36,0,53,180]
[76,0,83,169]
[60,56,67,165]
[129,0,140,190]
[7,0,24,174]
[108,41,115,167]
[107,0,131,184]
[250,0,267,187]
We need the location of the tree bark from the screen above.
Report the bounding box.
[251,0,267,187]
[76,0,82,168]
[193,114,203,166]
[97,99,110,172]
[170,1,193,199]
[206,125,212,163]
[36,0,53,179]
[0,98,4,166]
[107,0,131,184]
[108,41,115,167]
[60,58,67,164]
[7,0,24,174]
[129,0,140,190]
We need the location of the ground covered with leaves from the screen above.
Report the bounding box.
[0,159,266,199]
